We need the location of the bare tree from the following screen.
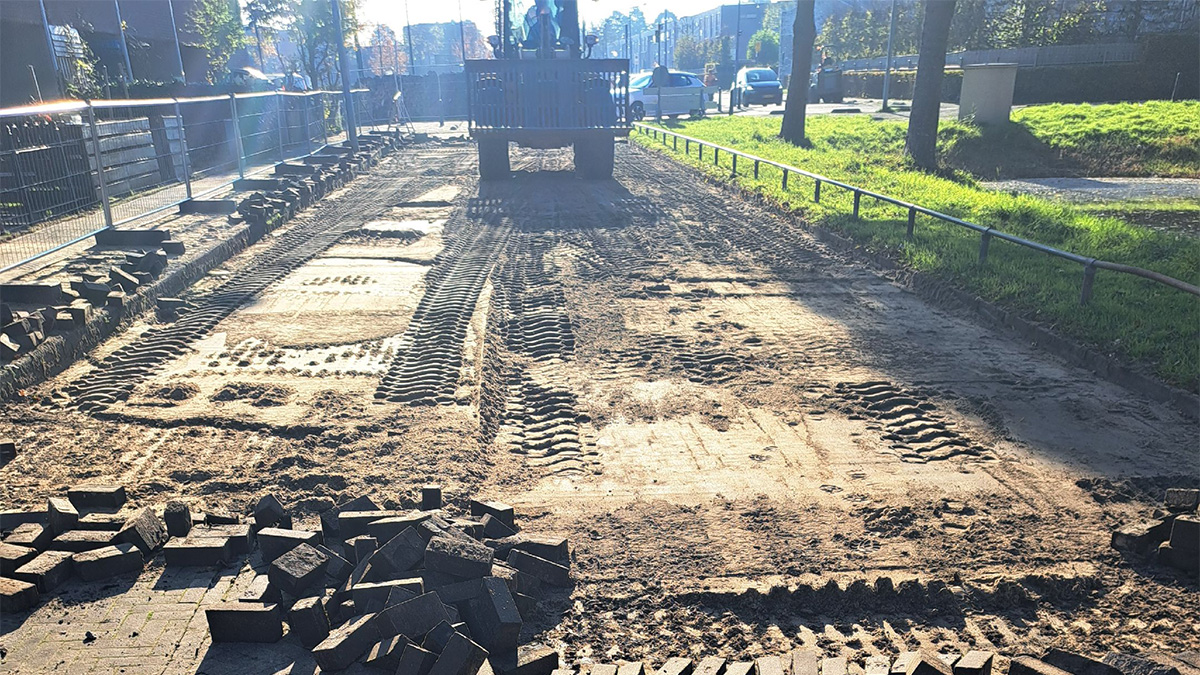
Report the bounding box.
[905,0,956,170]
[779,0,816,146]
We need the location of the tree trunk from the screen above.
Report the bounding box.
[905,0,956,170]
[779,0,815,146]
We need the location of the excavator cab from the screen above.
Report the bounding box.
[465,0,631,180]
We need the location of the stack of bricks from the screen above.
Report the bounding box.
[1111,488,1199,576]
[202,485,571,675]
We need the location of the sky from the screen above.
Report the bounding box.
[358,0,730,36]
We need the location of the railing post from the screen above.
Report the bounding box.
[813,179,820,203]
[713,147,719,166]
[685,138,690,154]
[1080,262,1096,305]
[782,168,788,190]
[275,94,286,162]
[853,190,861,219]
[698,144,703,161]
[731,154,737,176]
[906,207,916,240]
[85,103,114,229]
[673,135,677,150]
[753,160,759,179]
[978,229,993,264]
[228,93,245,178]
[173,98,192,200]
[320,93,329,147]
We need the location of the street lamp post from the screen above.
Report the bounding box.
[331,0,358,151]
[404,0,416,75]
[114,0,134,84]
[881,0,897,111]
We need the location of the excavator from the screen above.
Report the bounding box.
[465,0,630,179]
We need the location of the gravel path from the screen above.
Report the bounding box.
[982,176,1200,203]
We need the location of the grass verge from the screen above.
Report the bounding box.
[941,101,1200,178]
[635,114,1200,390]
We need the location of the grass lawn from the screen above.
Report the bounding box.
[942,100,1200,178]
[636,110,1200,390]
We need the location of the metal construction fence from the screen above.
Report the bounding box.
[0,89,392,274]
[635,123,1200,306]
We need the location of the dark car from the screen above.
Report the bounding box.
[735,67,783,107]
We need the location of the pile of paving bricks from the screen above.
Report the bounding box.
[588,648,1198,675]
[1,243,179,362]
[0,483,571,675]
[1111,488,1199,576]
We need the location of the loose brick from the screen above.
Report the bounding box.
[197,523,252,554]
[904,652,953,675]
[66,485,126,510]
[13,550,73,592]
[49,529,116,553]
[254,494,287,529]
[240,574,281,603]
[469,500,515,529]
[954,653,994,675]
[464,576,521,654]
[47,497,79,534]
[1112,520,1173,553]
[367,526,427,579]
[593,666,619,675]
[269,542,328,596]
[340,510,404,538]
[164,501,192,538]
[371,512,436,543]
[205,602,284,642]
[318,543,354,583]
[313,613,381,671]
[380,591,452,640]
[792,651,820,675]
[493,645,559,675]
[1010,659,1073,675]
[0,542,37,575]
[482,514,518,540]
[426,536,494,579]
[657,658,695,675]
[0,576,39,613]
[350,535,379,563]
[366,634,413,671]
[486,535,568,564]
[117,507,168,555]
[513,592,536,620]
[288,595,331,649]
[72,543,142,581]
[422,486,443,511]
[419,516,474,543]
[206,510,241,525]
[399,643,441,675]
[693,657,725,675]
[257,527,320,562]
[1170,514,1199,556]
[77,513,127,531]
[726,664,755,675]
[429,631,489,675]
[4,522,51,550]
[506,550,570,587]
[353,578,424,613]
[164,537,232,567]
[1166,488,1200,512]
[1041,650,1120,675]
[757,658,785,675]
[1102,653,1185,675]
[433,577,484,605]
[422,619,459,652]
[0,510,45,532]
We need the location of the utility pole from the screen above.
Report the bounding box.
[404,0,416,75]
[167,0,186,81]
[38,0,61,93]
[331,0,358,151]
[458,0,468,63]
[114,0,134,84]
[881,0,897,111]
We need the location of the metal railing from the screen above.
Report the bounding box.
[0,88,391,274]
[839,42,1143,73]
[634,123,1200,305]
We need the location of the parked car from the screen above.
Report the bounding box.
[626,70,712,120]
[735,67,783,106]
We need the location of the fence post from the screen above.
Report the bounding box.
[978,229,992,264]
[699,144,703,161]
[228,94,246,178]
[173,99,193,200]
[731,154,737,176]
[1080,262,1096,305]
[753,160,759,179]
[714,147,719,166]
[673,135,677,150]
[300,95,312,154]
[906,207,916,240]
[85,103,114,229]
[782,168,788,190]
[853,190,861,219]
[320,93,330,147]
[275,94,286,162]
[813,179,820,203]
